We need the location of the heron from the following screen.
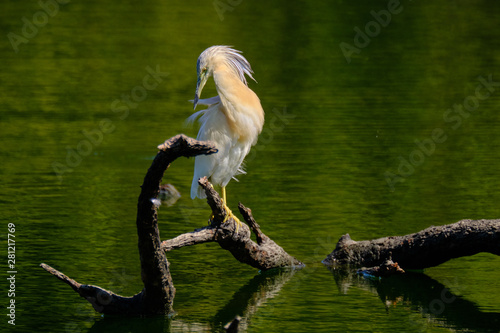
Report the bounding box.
[187,45,265,228]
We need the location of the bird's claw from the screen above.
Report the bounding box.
[222,204,242,233]
[208,207,242,233]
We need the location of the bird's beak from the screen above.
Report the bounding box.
[193,72,208,110]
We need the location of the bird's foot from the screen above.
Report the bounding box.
[207,209,242,233]
[222,204,243,233]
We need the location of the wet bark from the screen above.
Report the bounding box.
[161,177,304,271]
[41,134,300,316]
[40,263,145,315]
[40,134,217,315]
[323,219,500,270]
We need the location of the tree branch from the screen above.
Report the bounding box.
[323,219,500,269]
[162,227,215,252]
[40,263,144,315]
[41,134,217,315]
[136,134,215,313]
[161,177,304,271]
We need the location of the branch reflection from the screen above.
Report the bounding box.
[87,268,298,332]
[212,268,299,331]
[329,267,500,332]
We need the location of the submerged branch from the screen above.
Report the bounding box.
[323,219,500,269]
[40,263,144,315]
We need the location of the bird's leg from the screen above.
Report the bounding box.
[208,182,215,224]
[221,186,227,205]
[221,186,242,233]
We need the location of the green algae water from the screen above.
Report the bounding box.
[1,1,500,332]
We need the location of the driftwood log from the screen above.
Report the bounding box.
[161,177,303,271]
[41,134,301,316]
[324,219,500,270]
[39,133,498,322]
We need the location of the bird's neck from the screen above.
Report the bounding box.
[213,65,250,101]
[212,64,264,142]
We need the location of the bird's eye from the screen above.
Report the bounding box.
[202,67,207,74]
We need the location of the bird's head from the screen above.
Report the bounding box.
[193,55,211,109]
[193,45,255,109]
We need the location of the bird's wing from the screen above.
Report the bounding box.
[185,96,222,126]
[185,109,206,126]
[191,153,213,199]
[190,103,233,199]
[213,71,265,146]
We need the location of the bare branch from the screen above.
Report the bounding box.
[41,135,217,315]
[161,227,215,252]
[40,263,143,315]
[163,178,304,271]
[40,263,81,292]
[324,219,500,269]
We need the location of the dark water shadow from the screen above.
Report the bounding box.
[329,267,500,332]
[88,315,172,333]
[211,268,299,332]
[87,268,298,332]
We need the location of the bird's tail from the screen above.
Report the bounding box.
[190,176,207,199]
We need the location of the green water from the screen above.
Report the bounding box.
[1,0,500,332]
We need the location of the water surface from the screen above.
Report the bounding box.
[1,1,500,332]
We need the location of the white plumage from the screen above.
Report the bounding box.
[188,46,265,202]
